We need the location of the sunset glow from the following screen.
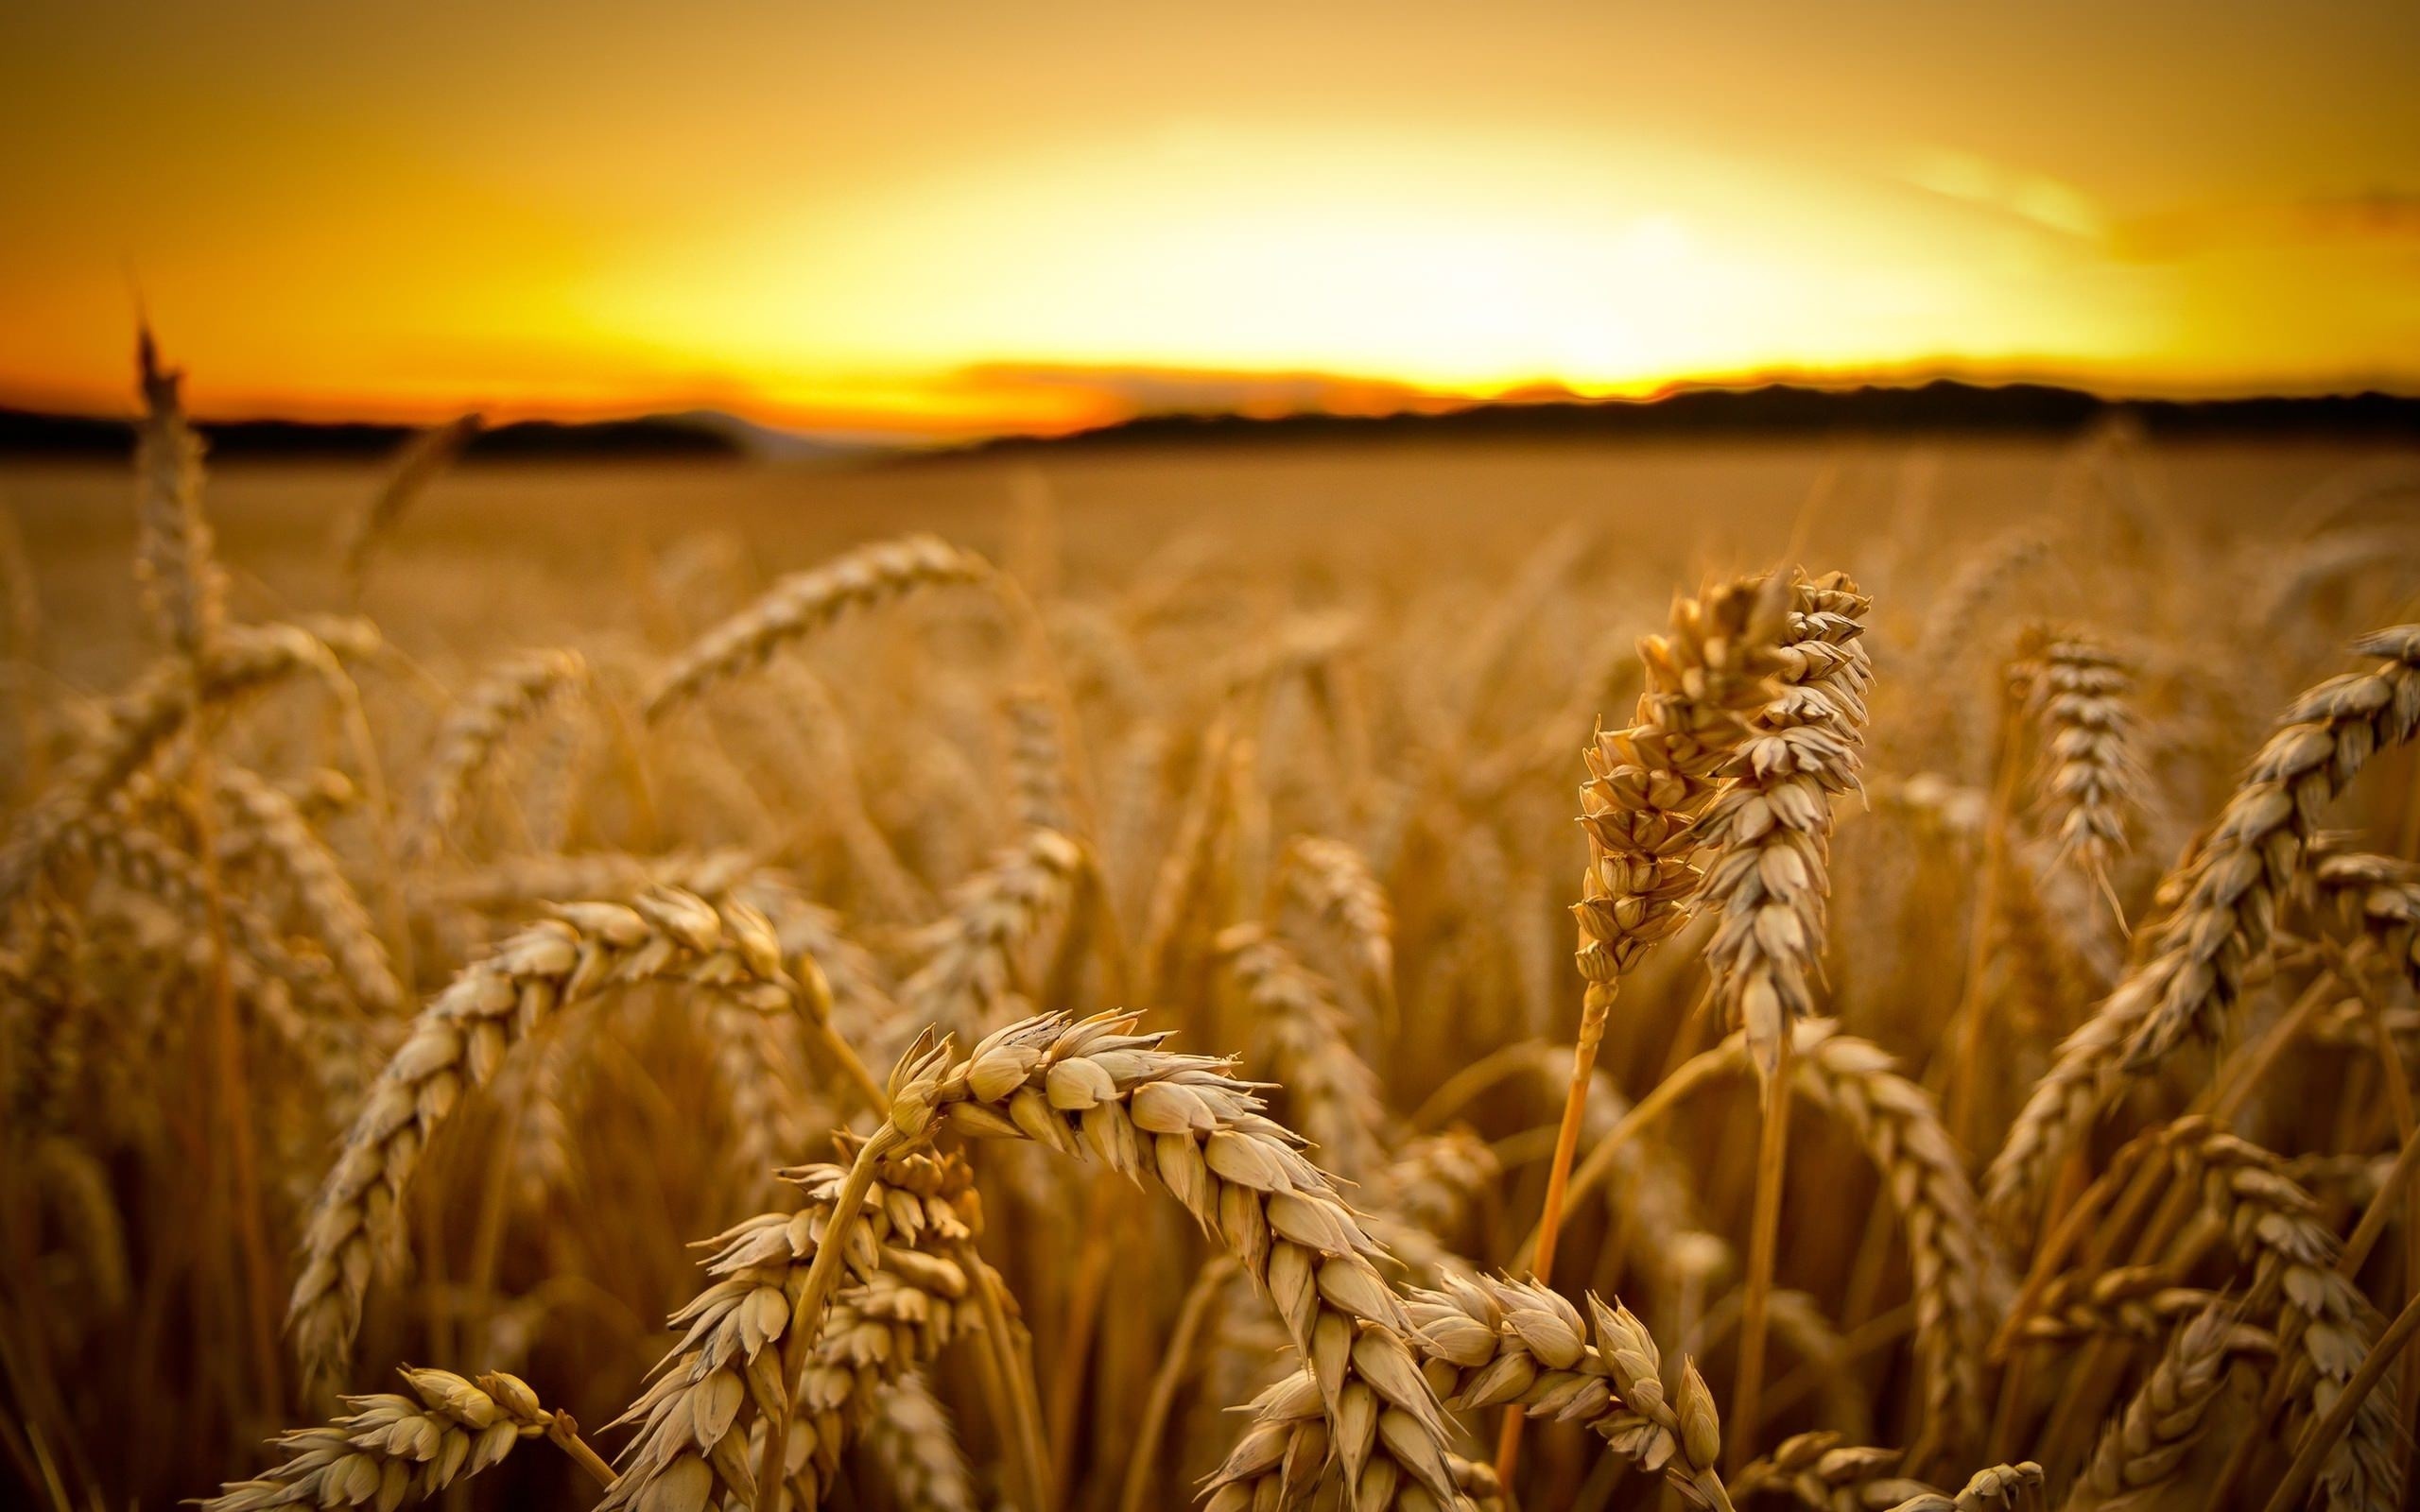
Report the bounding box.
[3,2,2415,439]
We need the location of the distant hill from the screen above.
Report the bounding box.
[949,380,2420,456]
[0,409,750,461]
[7,380,2417,464]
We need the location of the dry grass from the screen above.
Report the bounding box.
[5,352,2420,1512]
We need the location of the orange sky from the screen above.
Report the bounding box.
[2,2,2416,439]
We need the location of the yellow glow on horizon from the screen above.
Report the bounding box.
[575,124,2156,404]
[2,3,2415,438]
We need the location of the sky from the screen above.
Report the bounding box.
[2,1,2416,440]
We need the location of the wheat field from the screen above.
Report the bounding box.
[4,355,2419,1512]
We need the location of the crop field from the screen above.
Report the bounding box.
[3,384,2419,1512]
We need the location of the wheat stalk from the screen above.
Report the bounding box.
[1521,569,1791,1411]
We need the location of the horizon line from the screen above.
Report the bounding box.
[7,358,2420,447]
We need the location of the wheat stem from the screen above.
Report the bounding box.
[1732,1030,1794,1475]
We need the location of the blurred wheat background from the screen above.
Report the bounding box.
[2,344,2417,1512]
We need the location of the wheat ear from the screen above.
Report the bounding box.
[1731,1433,1935,1512]
[2066,1304,2268,1510]
[1986,625,2420,1230]
[405,647,588,863]
[599,1147,982,1511]
[1701,571,1873,1073]
[901,1011,1469,1511]
[216,765,400,1012]
[339,413,480,608]
[0,619,379,907]
[900,827,1088,1040]
[1278,833,1399,1026]
[195,1367,605,1509]
[1405,1274,1733,1510]
[1216,920,1387,1181]
[285,886,804,1396]
[863,1368,977,1512]
[131,330,225,658]
[2169,1124,2402,1512]
[643,535,994,719]
[2016,629,2143,885]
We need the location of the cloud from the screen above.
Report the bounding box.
[1900,147,2108,241]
